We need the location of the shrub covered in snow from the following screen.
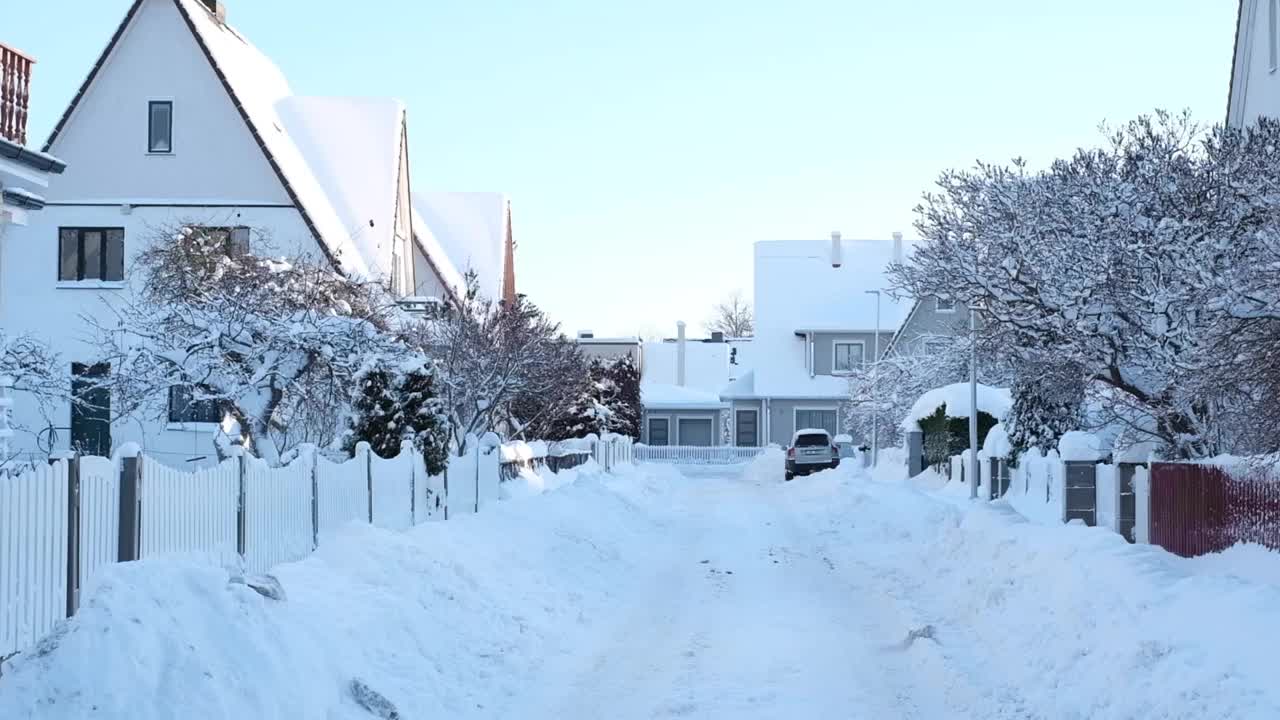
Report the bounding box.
[343,355,450,475]
[1005,360,1084,460]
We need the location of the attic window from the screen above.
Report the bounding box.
[189,226,251,256]
[148,101,173,153]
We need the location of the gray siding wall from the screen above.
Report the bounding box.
[766,399,842,446]
[730,400,763,446]
[642,409,724,446]
[811,331,895,375]
[888,297,971,358]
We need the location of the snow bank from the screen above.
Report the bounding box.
[0,464,679,719]
[743,447,786,484]
[1058,430,1106,462]
[901,383,1011,431]
[800,478,1280,720]
[1006,450,1065,525]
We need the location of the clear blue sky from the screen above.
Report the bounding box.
[11,1,1237,338]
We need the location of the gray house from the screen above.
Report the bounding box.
[723,233,908,447]
[638,322,748,446]
[881,295,972,359]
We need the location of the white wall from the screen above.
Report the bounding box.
[4,204,319,468]
[45,0,291,204]
[1230,0,1280,127]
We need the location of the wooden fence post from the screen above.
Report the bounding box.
[236,452,247,558]
[117,453,142,563]
[310,448,319,551]
[65,455,81,618]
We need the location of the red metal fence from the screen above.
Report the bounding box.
[1149,463,1280,557]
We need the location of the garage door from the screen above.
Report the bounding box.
[678,418,714,447]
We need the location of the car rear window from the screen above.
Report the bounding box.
[796,433,830,447]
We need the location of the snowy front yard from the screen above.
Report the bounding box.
[3,460,1279,719]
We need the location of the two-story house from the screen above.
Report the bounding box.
[3,0,511,464]
[1229,0,1280,127]
[722,233,907,447]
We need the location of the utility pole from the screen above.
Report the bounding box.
[969,236,980,501]
[865,290,881,468]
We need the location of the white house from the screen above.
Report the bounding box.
[722,233,909,447]
[2,0,510,465]
[1229,0,1280,127]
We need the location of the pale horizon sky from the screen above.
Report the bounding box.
[11,1,1237,338]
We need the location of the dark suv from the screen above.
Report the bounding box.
[785,429,840,480]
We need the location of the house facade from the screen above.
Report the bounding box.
[2,0,507,465]
[1228,0,1280,127]
[722,233,906,447]
[638,322,748,447]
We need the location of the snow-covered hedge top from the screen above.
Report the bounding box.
[979,423,1011,459]
[499,441,550,463]
[1058,431,1106,462]
[901,383,1012,431]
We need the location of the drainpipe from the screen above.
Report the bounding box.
[807,332,815,378]
[676,321,687,387]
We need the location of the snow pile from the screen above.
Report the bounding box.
[742,447,786,484]
[0,464,678,719]
[501,457,603,500]
[499,440,549,463]
[978,423,1010,459]
[901,383,1012,431]
[1005,450,1066,525]
[1058,430,1106,462]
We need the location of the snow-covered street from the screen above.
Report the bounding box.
[3,459,1280,719]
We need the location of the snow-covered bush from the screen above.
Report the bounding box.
[89,225,403,465]
[1005,361,1084,461]
[343,355,450,475]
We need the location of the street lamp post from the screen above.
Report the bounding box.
[969,234,981,501]
[865,290,881,468]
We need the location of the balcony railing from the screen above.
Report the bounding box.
[1,43,34,146]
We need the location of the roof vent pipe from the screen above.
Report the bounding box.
[830,231,842,268]
[677,321,687,387]
[892,231,904,265]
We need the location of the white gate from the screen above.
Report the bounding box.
[634,445,766,465]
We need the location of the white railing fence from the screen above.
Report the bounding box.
[634,444,766,465]
[0,431,621,665]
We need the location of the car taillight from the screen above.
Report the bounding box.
[831,444,839,456]
[787,447,795,458]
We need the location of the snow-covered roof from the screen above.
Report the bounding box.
[175,0,375,278]
[412,192,508,300]
[721,370,756,399]
[641,341,730,395]
[754,238,911,334]
[409,204,467,300]
[901,383,1012,431]
[641,383,728,410]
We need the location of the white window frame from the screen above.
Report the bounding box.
[646,415,672,446]
[734,408,760,447]
[676,415,717,446]
[831,341,865,375]
[793,406,840,438]
[935,296,957,313]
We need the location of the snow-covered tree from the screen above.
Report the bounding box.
[889,111,1280,458]
[343,355,450,475]
[603,354,641,438]
[414,274,576,452]
[1005,360,1084,459]
[508,346,592,441]
[90,225,402,465]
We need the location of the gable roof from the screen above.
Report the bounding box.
[43,0,409,279]
[412,192,508,300]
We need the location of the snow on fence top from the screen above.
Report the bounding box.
[901,383,1012,431]
[979,423,1011,459]
[1058,431,1106,462]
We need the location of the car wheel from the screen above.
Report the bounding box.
[785,471,795,481]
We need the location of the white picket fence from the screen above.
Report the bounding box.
[634,444,766,465]
[0,437,492,663]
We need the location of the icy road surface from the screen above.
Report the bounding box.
[2,458,1279,719]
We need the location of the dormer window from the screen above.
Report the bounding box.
[148,100,173,153]
[935,296,956,313]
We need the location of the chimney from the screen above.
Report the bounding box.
[198,0,228,21]
[676,321,687,387]
[830,231,842,268]
[892,231,904,265]
[710,331,725,343]
[577,330,594,340]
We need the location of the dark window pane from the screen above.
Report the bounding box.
[149,102,172,153]
[648,419,669,446]
[230,227,250,255]
[82,231,102,280]
[59,229,79,281]
[169,385,221,424]
[105,229,125,281]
